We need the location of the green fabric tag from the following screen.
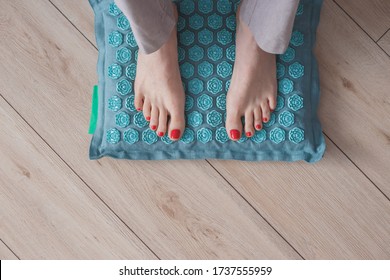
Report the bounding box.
[88,85,98,134]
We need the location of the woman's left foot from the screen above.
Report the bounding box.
[225,6,277,141]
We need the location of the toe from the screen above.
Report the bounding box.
[268,94,277,112]
[168,111,185,141]
[226,109,243,141]
[142,99,151,122]
[157,108,168,137]
[254,107,263,131]
[150,106,159,131]
[261,100,271,123]
[244,111,254,137]
[134,92,144,112]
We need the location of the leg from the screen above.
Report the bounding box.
[225,0,299,140]
[240,0,300,54]
[115,0,185,140]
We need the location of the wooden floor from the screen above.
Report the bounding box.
[0,0,389,260]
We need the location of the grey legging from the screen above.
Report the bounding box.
[115,0,300,54]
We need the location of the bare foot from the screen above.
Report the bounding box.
[134,3,185,140]
[225,6,277,141]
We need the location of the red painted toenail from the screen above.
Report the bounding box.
[146,116,150,121]
[263,117,268,122]
[256,124,262,130]
[170,129,181,139]
[151,125,157,130]
[230,129,240,140]
[246,132,252,137]
[158,132,164,137]
[137,108,142,111]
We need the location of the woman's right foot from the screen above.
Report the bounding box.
[134,3,185,141]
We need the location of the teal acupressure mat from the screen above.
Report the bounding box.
[89,0,326,162]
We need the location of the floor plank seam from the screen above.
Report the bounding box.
[1,238,21,260]
[47,0,97,51]
[0,94,161,260]
[322,132,390,202]
[376,28,390,42]
[205,159,305,260]
[333,0,382,44]
[376,28,390,57]
[377,45,390,57]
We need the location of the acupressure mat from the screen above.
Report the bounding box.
[89,0,326,162]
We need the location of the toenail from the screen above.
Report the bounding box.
[246,132,252,137]
[158,131,164,137]
[230,129,240,140]
[146,116,151,121]
[137,108,142,111]
[151,125,157,130]
[256,124,262,130]
[170,129,181,139]
[263,117,268,122]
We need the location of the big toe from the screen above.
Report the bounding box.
[167,111,185,141]
[226,110,243,141]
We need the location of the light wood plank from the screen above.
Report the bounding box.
[50,0,96,45]
[336,0,390,41]
[0,0,300,259]
[0,241,18,259]
[0,97,156,259]
[211,137,390,259]
[378,29,390,55]
[316,0,390,196]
